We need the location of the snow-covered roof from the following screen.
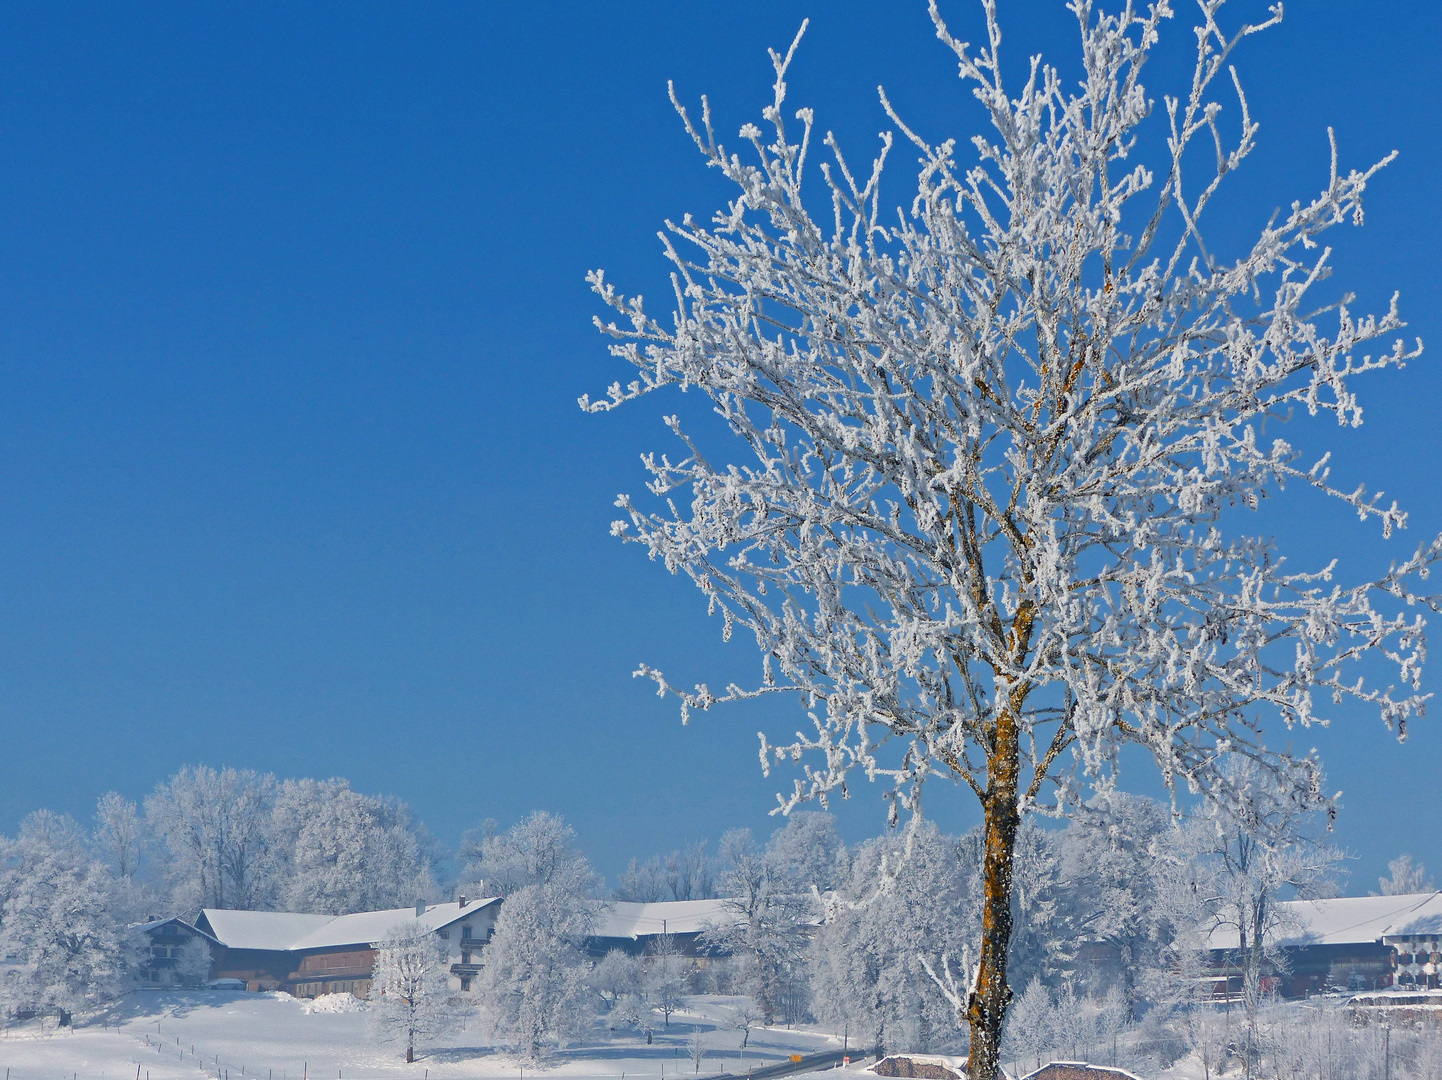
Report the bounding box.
[594,898,742,940]
[1204,892,1442,950]
[870,1053,968,1078]
[127,916,220,945]
[199,910,335,951]
[199,900,499,953]
[285,899,499,951]
[1021,1064,1144,1080]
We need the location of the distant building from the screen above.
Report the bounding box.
[195,896,501,998]
[587,898,741,958]
[1203,892,1442,998]
[130,916,220,987]
[179,894,747,999]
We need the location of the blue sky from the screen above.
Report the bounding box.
[0,1,1437,892]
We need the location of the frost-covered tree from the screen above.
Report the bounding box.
[614,856,670,903]
[703,827,810,1022]
[729,997,762,1048]
[591,947,642,1008]
[1171,967,1227,1080]
[92,793,145,882]
[1001,980,1131,1073]
[614,841,717,903]
[646,933,689,1028]
[92,792,160,925]
[585,0,1435,1072]
[811,820,974,1056]
[1001,821,1075,991]
[0,814,132,1024]
[476,814,597,1061]
[688,1031,708,1073]
[465,810,594,899]
[1185,758,1343,1074]
[172,934,215,988]
[479,884,595,1059]
[369,921,465,1063]
[145,765,278,911]
[1059,792,1174,1004]
[1375,854,1433,897]
[140,767,440,915]
[1001,978,1053,1075]
[272,778,437,914]
[765,812,849,894]
[666,840,717,901]
[9,810,89,868]
[1190,760,1343,987]
[611,991,651,1040]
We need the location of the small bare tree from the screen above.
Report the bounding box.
[646,933,688,1028]
[586,1,1437,1075]
[689,1032,707,1074]
[730,998,761,1048]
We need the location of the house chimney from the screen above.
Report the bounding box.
[458,895,467,909]
[415,902,426,917]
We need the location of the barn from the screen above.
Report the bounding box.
[1204,892,1442,998]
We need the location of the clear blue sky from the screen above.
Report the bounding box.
[0,1,1436,892]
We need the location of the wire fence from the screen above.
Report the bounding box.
[0,1033,853,1080]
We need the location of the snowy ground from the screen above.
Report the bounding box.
[0,992,851,1080]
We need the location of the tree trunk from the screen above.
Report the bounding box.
[967,726,1022,1080]
[1246,893,1267,996]
[1242,892,1267,1080]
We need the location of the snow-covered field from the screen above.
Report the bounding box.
[0,991,846,1080]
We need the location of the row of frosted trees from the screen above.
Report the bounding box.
[4,776,1441,1076]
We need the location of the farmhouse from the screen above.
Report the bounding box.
[131,916,222,987]
[195,896,501,998]
[1204,891,1442,997]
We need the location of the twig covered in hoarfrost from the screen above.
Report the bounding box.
[584,2,1434,1076]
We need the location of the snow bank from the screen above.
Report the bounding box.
[302,992,368,1014]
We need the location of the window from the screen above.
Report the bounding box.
[438,930,449,940]
[460,976,471,992]
[461,925,472,940]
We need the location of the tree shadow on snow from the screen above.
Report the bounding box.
[417,1045,501,1065]
[97,989,273,1025]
